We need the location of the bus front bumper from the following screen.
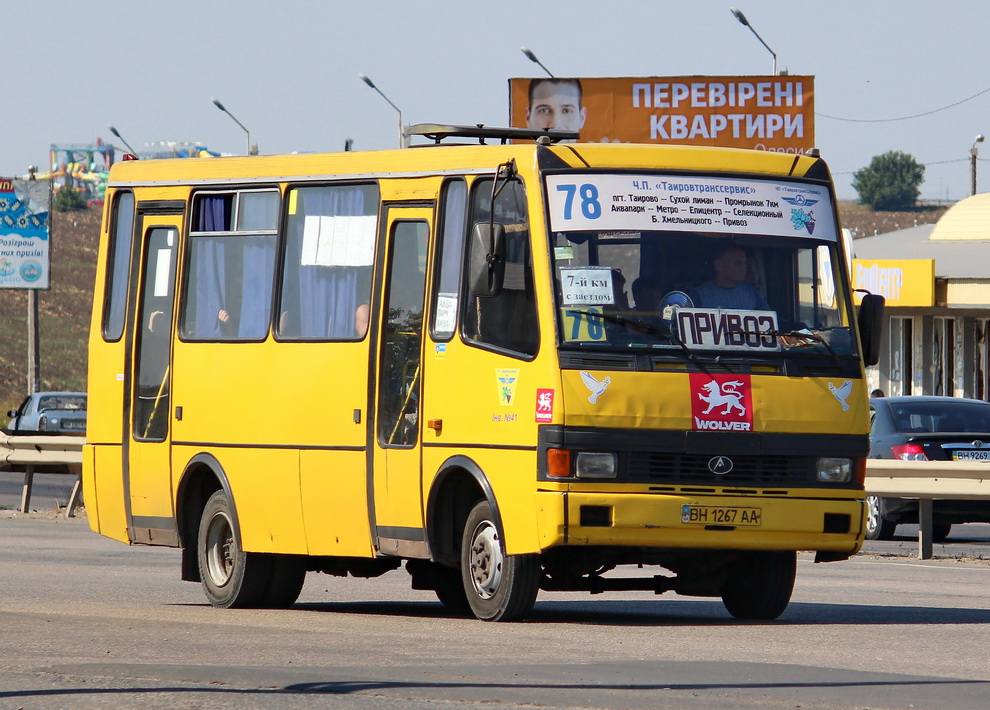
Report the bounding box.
[535,489,865,554]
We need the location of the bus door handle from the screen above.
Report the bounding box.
[427,419,443,435]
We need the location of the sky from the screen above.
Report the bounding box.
[3,0,989,201]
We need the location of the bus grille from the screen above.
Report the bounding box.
[626,452,812,486]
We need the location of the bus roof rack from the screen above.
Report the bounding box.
[404,123,579,145]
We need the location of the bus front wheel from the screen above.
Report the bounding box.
[197,490,304,608]
[460,500,540,622]
[720,550,795,620]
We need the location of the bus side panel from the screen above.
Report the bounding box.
[300,450,374,557]
[86,444,129,543]
[183,448,307,554]
[423,447,542,556]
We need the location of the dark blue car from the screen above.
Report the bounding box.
[867,395,990,541]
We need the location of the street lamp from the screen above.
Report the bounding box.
[107,124,138,156]
[211,97,253,156]
[520,46,555,78]
[730,7,778,75]
[359,74,406,149]
[971,134,985,196]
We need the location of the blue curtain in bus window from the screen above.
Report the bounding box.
[237,237,275,338]
[295,188,364,338]
[190,239,227,338]
[190,196,229,338]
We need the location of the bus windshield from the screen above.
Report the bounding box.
[546,172,856,358]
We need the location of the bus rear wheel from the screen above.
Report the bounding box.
[720,550,795,620]
[461,500,540,622]
[197,490,305,608]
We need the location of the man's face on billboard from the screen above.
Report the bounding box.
[526,82,587,132]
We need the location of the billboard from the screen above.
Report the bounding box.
[0,178,51,289]
[509,75,814,153]
[852,259,935,307]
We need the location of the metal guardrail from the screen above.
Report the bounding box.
[1,435,982,555]
[866,459,990,559]
[0,433,85,517]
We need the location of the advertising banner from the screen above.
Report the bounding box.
[509,75,814,153]
[0,178,51,289]
[851,258,934,307]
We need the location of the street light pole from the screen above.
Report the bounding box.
[359,74,406,149]
[971,134,985,196]
[107,125,138,156]
[730,7,778,75]
[211,98,253,156]
[520,46,555,78]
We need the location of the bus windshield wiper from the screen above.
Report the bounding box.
[772,327,842,365]
[566,309,718,371]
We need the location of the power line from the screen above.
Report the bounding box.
[817,86,990,123]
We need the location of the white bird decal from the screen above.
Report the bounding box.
[828,380,853,411]
[580,371,612,404]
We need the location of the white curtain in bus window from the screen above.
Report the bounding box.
[279,184,379,340]
[183,193,277,340]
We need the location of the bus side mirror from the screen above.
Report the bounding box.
[857,293,885,367]
[469,223,505,297]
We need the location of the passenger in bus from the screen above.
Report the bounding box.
[690,244,770,311]
[608,269,629,311]
[355,303,370,337]
[217,308,236,337]
[631,275,663,314]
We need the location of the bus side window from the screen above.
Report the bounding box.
[277,184,379,340]
[462,179,538,357]
[431,179,467,341]
[182,191,278,341]
[102,191,135,341]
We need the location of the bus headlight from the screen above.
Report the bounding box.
[817,457,853,483]
[576,452,617,479]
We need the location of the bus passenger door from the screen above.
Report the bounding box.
[126,214,181,545]
[372,206,432,557]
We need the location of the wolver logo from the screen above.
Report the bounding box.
[697,380,746,415]
[690,373,754,432]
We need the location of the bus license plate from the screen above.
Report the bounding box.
[953,450,990,461]
[681,505,762,526]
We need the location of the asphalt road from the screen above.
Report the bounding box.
[1,512,989,709]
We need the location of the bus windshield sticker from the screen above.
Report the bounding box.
[561,306,606,343]
[676,308,779,352]
[301,214,376,267]
[559,266,614,306]
[545,174,836,242]
[435,293,458,333]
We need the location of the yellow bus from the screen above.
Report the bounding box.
[84,124,884,621]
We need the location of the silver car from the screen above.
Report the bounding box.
[5,391,87,434]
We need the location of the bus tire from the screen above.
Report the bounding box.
[460,500,540,621]
[433,564,470,611]
[198,490,272,608]
[261,555,307,608]
[720,550,795,621]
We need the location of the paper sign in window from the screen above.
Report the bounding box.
[301,215,376,267]
[153,248,171,298]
